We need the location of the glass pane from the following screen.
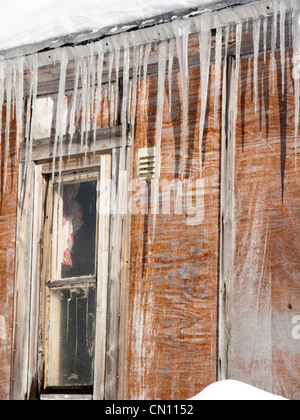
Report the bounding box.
[56,179,97,279]
[47,286,96,388]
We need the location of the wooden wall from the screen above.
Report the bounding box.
[1,39,300,401]
[228,49,300,400]
[0,110,19,400]
[125,65,221,400]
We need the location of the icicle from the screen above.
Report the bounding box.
[121,45,130,172]
[93,43,104,149]
[214,27,223,127]
[79,58,88,154]
[108,50,115,124]
[253,19,261,113]
[138,44,144,91]
[152,40,167,240]
[130,45,140,135]
[263,17,268,63]
[195,15,212,176]
[233,23,242,139]
[52,50,68,184]
[292,0,300,162]
[0,62,5,150]
[24,54,38,180]
[11,65,16,118]
[173,20,191,150]
[85,54,94,157]
[142,43,151,113]
[15,58,24,157]
[114,47,120,126]
[280,0,286,96]
[155,40,167,182]
[168,38,175,113]
[3,65,12,190]
[89,48,96,144]
[271,0,279,94]
[68,59,80,155]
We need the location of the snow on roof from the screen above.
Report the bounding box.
[0,0,256,59]
[190,380,288,400]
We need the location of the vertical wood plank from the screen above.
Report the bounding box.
[218,56,235,381]
[118,140,134,400]
[27,165,44,399]
[11,162,35,400]
[105,147,123,400]
[93,153,111,400]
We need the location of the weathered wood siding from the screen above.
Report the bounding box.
[228,49,300,400]
[125,65,221,400]
[0,110,19,400]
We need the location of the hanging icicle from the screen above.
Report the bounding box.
[15,58,24,158]
[168,37,175,114]
[93,42,104,149]
[52,50,68,185]
[271,0,279,94]
[173,19,191,153]
[233,22,242,139]
[195,14,212,177]
[24,54,38,181]
[280,0,286,96]
[3,65,13,190]
[214,26,223,127]
[292,0,300,162]
[0,0,298,193]
[121,45,130,172]
[253,19,261,113]
[152,40,168,240]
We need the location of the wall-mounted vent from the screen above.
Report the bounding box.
[137,147,156,180]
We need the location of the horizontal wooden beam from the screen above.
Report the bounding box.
[20,125,125,164]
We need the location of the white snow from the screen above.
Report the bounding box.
[189,380,287,400]
[0,0,252,57]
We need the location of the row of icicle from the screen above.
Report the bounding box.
[0,0,299,198]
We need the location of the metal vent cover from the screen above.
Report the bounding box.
[137,147,156,180]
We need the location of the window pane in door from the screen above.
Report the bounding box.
[55,179,97,279]
[46,286,96,387]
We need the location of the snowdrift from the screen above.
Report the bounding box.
[190,380,287,400]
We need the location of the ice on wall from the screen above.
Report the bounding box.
[0,0,299,192]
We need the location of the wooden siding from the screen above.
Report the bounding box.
[2,29,300,402]
[228,49,300,400]
[125,64,221,400]
[0,109,19,400]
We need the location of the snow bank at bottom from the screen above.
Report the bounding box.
[190,380,287,400]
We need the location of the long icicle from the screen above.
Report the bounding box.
[93,42,104,150]
[121,46,130,172]
[271,0,279,94]
[214,26,223,127]
[3,65,13,191]
[195,14,212,177]
[292,0,300,164]
[0,62,4,152]
[68,58,80,156]
[52,50,68,184]
[168,38,175,114]
[152,40,167,241]
[15,57,24,159]
[280,0,286,96]
[173,19,191,155]
[233,22,242,140]
[253,19,261,113]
